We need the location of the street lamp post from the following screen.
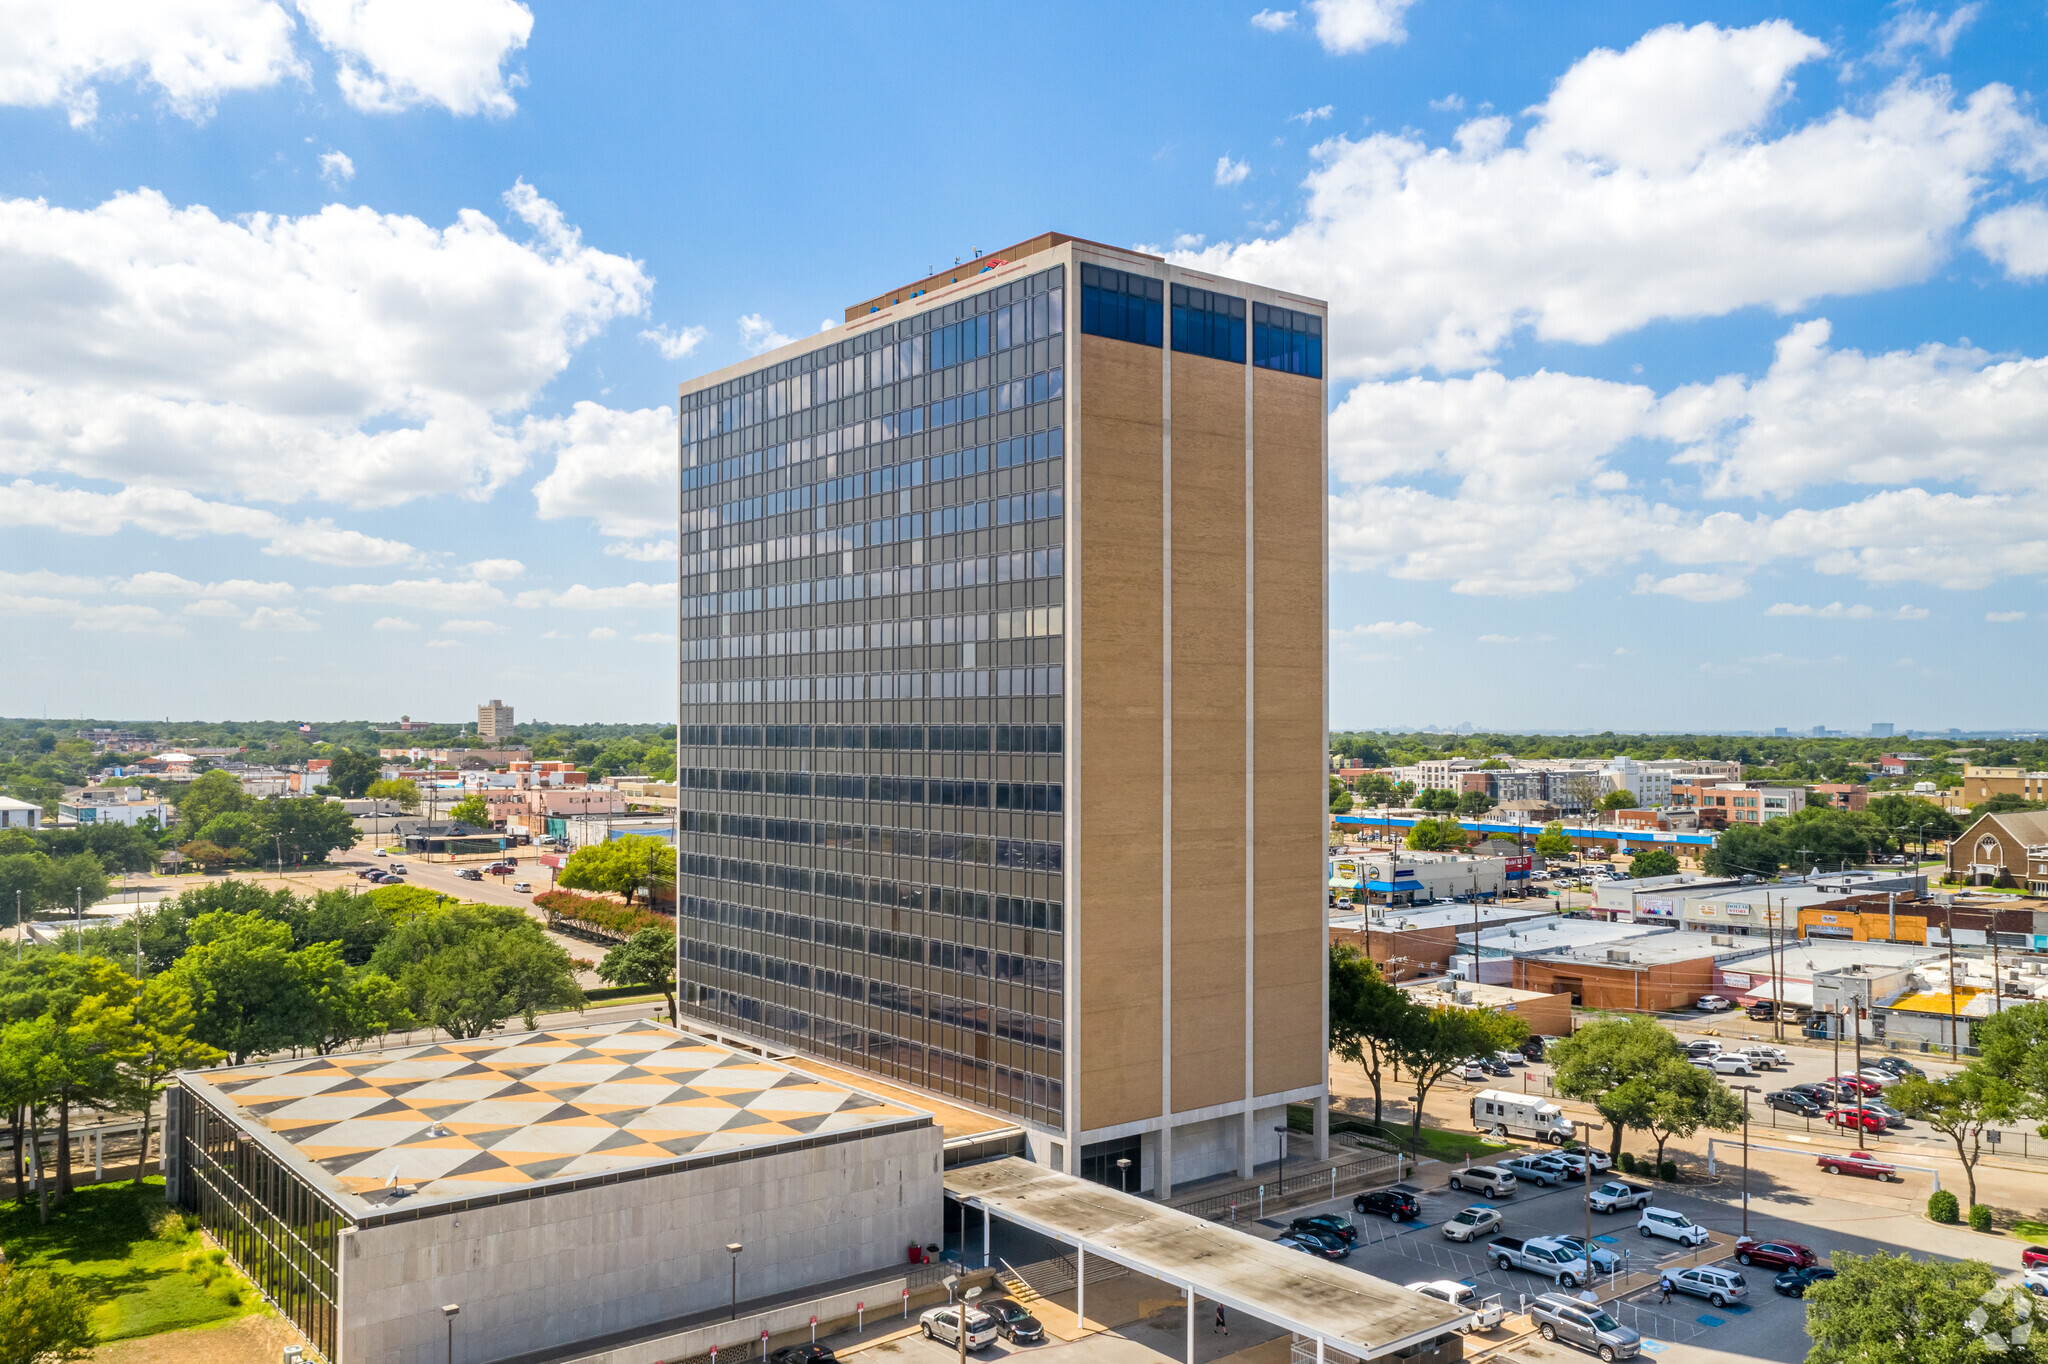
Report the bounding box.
[1274,1124,1290,1173]
[441,1304,460,1364]
[727,1242,744,1319]
[74,885,81,956]
[1737,1085,1760,1237]
[1116,1156,1132,1194]
[958,1285,981,1364]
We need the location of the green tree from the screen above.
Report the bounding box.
[1702,823,1780,878]
[1866,794,1958,856]
[1392,1005,1528,1141]
[0,1261,97,1364]
[1405,816,1465,851]
[37,854,109,921]
[1973,1000,2048,1100]
[1533,822,1575,860]
[286,888,396,966]
[0,853,50,927]
[1629,848,1680,878]
[598,925,679,1024]
[558,836,675,907]
[1974,793,2048,817]
[166,913,315,1063]
[1632,1060,1742,1168]
[365,778,420,814]
[1416,788,1461,813]
[193,812,263,859]
[1805,1251,2048,1364]
[0,1016,62,1220]
[258,797,360,865]
[118,975,224,1184]
[449,793,492,827]
[370,905,584,1038]
[1356,773,1399,805]
[1327,944,1417,1126]
[1455,791,1496,818]
[1547,1015,1688,1159]
[1598,789,1639,810]
[1889,1070,2021,1209]
[294,942,411,1054]
[172,769,248,836]
[324,749,381,799]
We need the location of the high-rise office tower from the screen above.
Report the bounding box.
[477,698,514,738]
[673,233,1328,1193]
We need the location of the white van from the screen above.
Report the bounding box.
[1472,1089,1576,1143]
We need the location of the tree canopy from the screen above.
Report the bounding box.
[1548,1015,1694,1159]
[1628,847,1680,878]
[1805,1252,2048,1364]
[1405,816,1465,851]
[557,836,675,907]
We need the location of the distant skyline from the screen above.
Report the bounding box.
[2,2,2045,729]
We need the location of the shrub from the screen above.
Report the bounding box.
[1928,1190,1960,1223]
[1969,1203,1994,1232]
[534,889,669,942]
[1617,1152,1634,1173]
[1658,1161,1678,1182]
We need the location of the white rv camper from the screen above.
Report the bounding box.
[1472,1089,1575,1143]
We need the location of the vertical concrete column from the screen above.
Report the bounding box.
[1314,1095,1330,1161]
[1077,1245,1086,1329]
[1185,1284,1194,1364]
[1158,1124,1174,1199]
[1238,1109,1256,1180]
[982,1209,990,1269]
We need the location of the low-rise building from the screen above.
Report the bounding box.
[1328,850,1516,906]
[0,795,43,830]
[1950,809,2048,890]
[1328,901,1554,981]
[1399,976,1574,1039]
[1808,783,1868,810]
[1959,765,2048,806]
[58,792,170,826]
[1513,930,1766,1012]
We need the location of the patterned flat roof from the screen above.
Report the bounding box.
[182,1019,928,1218]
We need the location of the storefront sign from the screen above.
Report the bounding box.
[1725,903,1751,916]
[1722,972,1752,989]
[1640,897,1677,918]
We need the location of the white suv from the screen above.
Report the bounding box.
[921,1307,997,1351]
[1637,1208,1709,1247]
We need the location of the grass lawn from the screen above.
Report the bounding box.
[0,1177,267,1340]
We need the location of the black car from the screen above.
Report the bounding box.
[1867,1057,1925,1080]
[1767,1090,1824,1117]
[1773,1267,1836,1298]
[1290,1214,1358,1244]
[1518,1037,1546,1062]
[769,1347,837,1364]
[1746,1001,1778,1021]
[978,1298,1045,1344]
[1479,1057,1514,1077]
[1288,1227,1352,1259]
[1354,1189,1421,1221]
[1790,1082,1836,1103]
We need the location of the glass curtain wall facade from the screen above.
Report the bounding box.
[676,264,1068,1128]
[170,1087,342,1360]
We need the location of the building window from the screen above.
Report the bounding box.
[1252,302,1323,378]
[1170,284,1246,362]
[1080,264,1162,346]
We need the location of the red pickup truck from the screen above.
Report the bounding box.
[1817,1150,1900,1182]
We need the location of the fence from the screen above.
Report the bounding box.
[1177,1150,1401,1224]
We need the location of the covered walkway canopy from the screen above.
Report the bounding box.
[944,1158,1468,1362]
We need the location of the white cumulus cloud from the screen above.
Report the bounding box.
[1250,9,1297,33]
[1214,155,1250,187]
[1763,602,1930,620]
[242,605,318,631]
[1175,21,2048,376]
[1972,203,2048,281]
[1986,610,2026,622]
[371,616,418,631]
[737,314,792,355]
[515,582,676,611]
[319,149,354,184]
[0,0,303,127]
[639,324,709,360]
[0,481,418,565]
[1306,0,1417,54]
[528,402,675,541]
[293,0,532,116]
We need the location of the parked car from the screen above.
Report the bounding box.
[1442,1205,1503,1242]
[1588,1180,1654,1214]
[456,868,483,881]
[770,1346,837,1364]
[1455,1060,1490,1082]
[1289,1228,1352,1259]
[1790,1082,1834,1102]
[920,1307,996,1351]
[512,881,533,893]
[1637,1208,1710,1247]
[1276,1234,1325,1257]
[1696,995,1734,1012]
[1448,1166,1517,1198]
[2021,1246,2048,1271]
[1768,1090,1826,1118]
[1866,1056,1926,1080]
[1858,1098,1908,1127]
[1826,1107,1887,1135]
[1490,1236,1593,1288]
[1517,1036,1548,1062]
[484,861,515,874]
[1817,1150,1899,1181]
[1503,1154,1571,1188]
[1291,1214,1357,1244]
[1554,1235,1622,1274]
[1559,1143,1612,1173]
[1734,1238,1818,1270]
[1526,1293,1641,1361]
[1354,1189,1420,1222]
[1830,1074,1883,1096]
[1693,1053,1754,1076]
[1550,1152,1600,1181]
[390,863,408,874]
[1669,1265,1749,1309]
[1405,1281,1503,1333]
[2027,1268,2048,1299]
[1685,1040,1722,1058]
[978,1299,1044,1344]
[1731,1047,1780,1070]
[1745,1001,1779,1021]
[1855,1068,1902,1089]
[1773,1267,1837,1298]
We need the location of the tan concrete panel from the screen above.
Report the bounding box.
[1168,351,1249,1113]
[1251,367,1326,1095]
[1077,333,1165,1130]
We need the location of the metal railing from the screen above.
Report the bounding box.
[1177,1150,1400,1224]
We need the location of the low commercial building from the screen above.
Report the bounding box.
[1958,766,2048,807]
[1327,850,1517,906]
[1588,873,1742,922]
[166,1019,940,1364]
[1330,902,1555,981]
[57,793,170,826]
[1514,931,1766,1012]
[1399,976,1574,1038]
[0,795,41,829]
[1458,916,1671,986]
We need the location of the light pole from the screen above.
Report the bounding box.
[1116,1156,1132,1194]
[1736,1085,1760,1237]
[74,885,81,956]
[958,1285,981,1364]
[727,1242,744,1319]
[274,832,285,879]
[1274,1123,1290,1173]
[441,1303,459,1364]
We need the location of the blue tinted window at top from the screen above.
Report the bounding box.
[1079,264,1162,347]
[1252,302,1322,379]
[1171,284,1246,363]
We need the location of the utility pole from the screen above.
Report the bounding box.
[1851,993,1866,1152]
[74,885,81,956]
[1945,899,1960,1059]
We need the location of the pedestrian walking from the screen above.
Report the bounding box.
[1658,1276,1673,1305]
[1216,1305,1228,1335]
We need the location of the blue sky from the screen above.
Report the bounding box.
[2,0,2044,732]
